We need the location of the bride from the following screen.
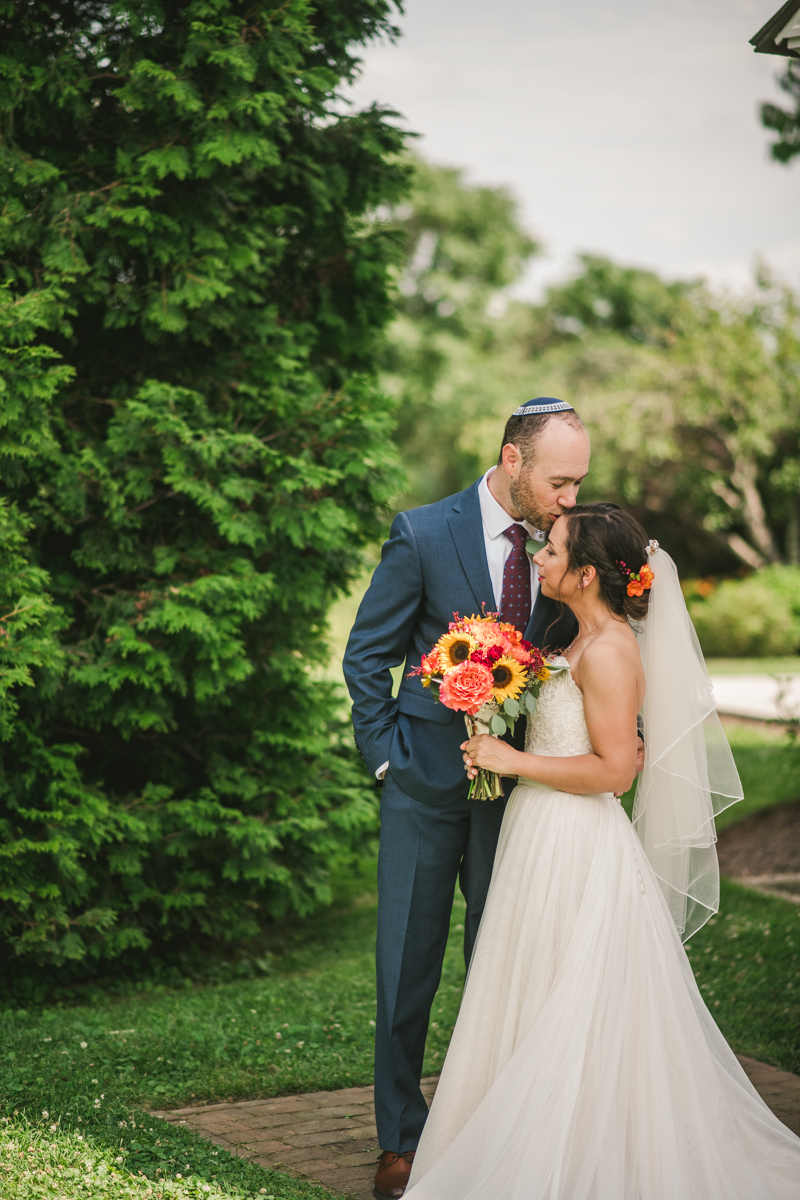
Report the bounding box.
[404,502,800,1199]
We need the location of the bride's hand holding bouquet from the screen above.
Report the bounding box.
[461,730,518,781]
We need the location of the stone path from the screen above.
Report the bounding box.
[154,1060,800,1198]
[153,1077,435,1200]
[710,672,800,722]
[738,1056,800,1139]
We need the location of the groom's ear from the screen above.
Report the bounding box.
[500,442,522,477]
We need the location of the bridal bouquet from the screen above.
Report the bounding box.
[408,613,560,800]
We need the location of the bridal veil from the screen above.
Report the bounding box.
[632,543,744,941]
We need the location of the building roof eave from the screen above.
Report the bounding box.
[751,0,800,58]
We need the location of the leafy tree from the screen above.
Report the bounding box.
[534,266,800,573]
[761,60,800,164]
[379,158,540,505]
[543,254,696,344]
[384,193,800,578]
[0,0,408,970]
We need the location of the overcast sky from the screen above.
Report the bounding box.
[344,0,800,298]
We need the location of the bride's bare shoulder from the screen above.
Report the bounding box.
[572,622,644,697]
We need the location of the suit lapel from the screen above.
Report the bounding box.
[447,482,496,615]
[525,590,553,646]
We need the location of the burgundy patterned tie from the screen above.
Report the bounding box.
[500,523,532,633]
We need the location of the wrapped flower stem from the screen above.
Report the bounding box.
[464,712,505,801]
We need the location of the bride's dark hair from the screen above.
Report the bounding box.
[562,503,651,621]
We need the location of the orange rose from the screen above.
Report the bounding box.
[438,660,495,715]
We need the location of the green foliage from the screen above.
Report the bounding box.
[527,265,800,575]
[761,60,800,164]
[544,253,695,344]
[0,500,67,741]
[0,0,408,970]
[687,567,800,658]
[382,160,800,579]
[378,158,540,505]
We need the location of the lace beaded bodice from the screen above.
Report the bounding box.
[524,657,593,758]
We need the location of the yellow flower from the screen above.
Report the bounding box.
[436,630,478,672]
[491,655,527,703]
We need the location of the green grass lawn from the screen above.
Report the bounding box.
[685,880,800,1074]
[716,722,800,830]
[2,726,799,1197]
[0,1115,283,1200]
[706,656,800,676]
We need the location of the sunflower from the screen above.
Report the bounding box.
[436,630,478,672]
[491,655,527,703]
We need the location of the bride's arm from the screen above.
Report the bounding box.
[462,640,642,796]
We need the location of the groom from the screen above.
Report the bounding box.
[343,398,591,1199]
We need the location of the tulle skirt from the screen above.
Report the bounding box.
[405,782,800,1199]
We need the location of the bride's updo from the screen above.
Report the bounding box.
[562,503,652,620]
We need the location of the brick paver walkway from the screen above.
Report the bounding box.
[154,1058,799,1198]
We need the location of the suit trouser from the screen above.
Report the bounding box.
[374,770,508,1152]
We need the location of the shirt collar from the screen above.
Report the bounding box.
[479,469,543,543]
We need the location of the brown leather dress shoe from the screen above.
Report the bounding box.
[372,1149,416,1198]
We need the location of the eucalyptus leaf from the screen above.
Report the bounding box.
[524,692,538,715]
[489,714,507,736]
[503,697,520,718]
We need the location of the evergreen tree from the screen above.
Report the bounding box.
[0,0,408,971]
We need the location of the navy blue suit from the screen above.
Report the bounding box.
[343,480,577,1151]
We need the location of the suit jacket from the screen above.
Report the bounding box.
[342,480,578,807]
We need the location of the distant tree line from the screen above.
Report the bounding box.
[379,161,800,579]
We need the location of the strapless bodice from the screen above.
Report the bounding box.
[524,657,593,758]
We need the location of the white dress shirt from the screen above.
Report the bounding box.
[375,470,543,779]
[478,468,542,611]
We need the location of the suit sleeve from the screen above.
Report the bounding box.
[342,511,424,777]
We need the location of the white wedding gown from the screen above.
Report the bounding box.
[406,660,800,1199]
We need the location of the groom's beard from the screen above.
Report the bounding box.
[509,476,561,533]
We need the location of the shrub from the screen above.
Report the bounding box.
[687,567,800,657]
[0,0,407,971]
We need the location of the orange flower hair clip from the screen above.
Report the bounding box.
[616,559,655,597]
